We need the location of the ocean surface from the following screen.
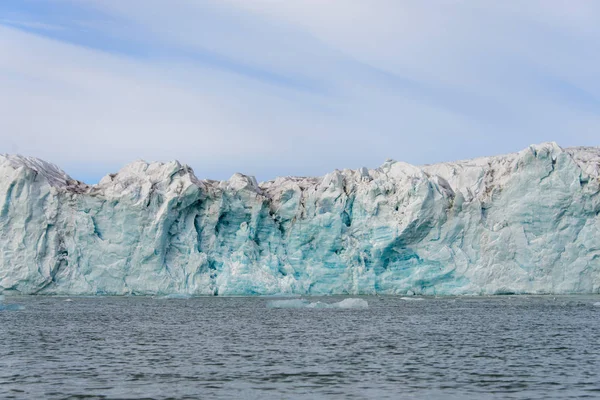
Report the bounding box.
[1,295,600,399]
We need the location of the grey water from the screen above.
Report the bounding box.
[1,296,600,399]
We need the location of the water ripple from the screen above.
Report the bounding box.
[1,296,599,399]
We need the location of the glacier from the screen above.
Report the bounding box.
[0,142,599,296]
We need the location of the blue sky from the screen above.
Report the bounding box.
[1,1,599,183]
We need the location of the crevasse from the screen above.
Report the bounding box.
[0,142,599,296]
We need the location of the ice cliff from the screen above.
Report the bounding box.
[1,143,599,296]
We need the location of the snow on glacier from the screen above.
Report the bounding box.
[0,142,599,296]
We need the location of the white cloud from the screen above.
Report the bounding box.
[0,26,329,175]
[0,1,599,182]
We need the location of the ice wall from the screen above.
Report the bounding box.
[0,143,599,295]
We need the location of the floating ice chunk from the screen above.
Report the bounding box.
[0,295,24,311]
[401,297,424,301]
[306,301,331,309]
[1,304,25,311]
[267,299,311,308]
[159,293,193,299]
[593,302,600,307]
[64,298,73,302]
[334,298,369,309]
[259,293,302,298]
[267,298,368,309]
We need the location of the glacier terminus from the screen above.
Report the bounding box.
[1,142,599,296]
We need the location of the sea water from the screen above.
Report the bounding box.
[1,296,599,399]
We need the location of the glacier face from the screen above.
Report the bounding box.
[0,143,599,296]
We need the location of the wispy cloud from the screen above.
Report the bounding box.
[0,18,64,31]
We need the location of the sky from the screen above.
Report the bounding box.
[1,1,599,183]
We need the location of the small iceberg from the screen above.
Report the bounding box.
[0,295,24,311]
[259,293,302,298]
[267,299,311,308]
[593,302,600,307]
[0,304,25,311]
[335,298,369,309]
[401,297,424,301]
[267,298,368,309]
[158,293,193,299]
